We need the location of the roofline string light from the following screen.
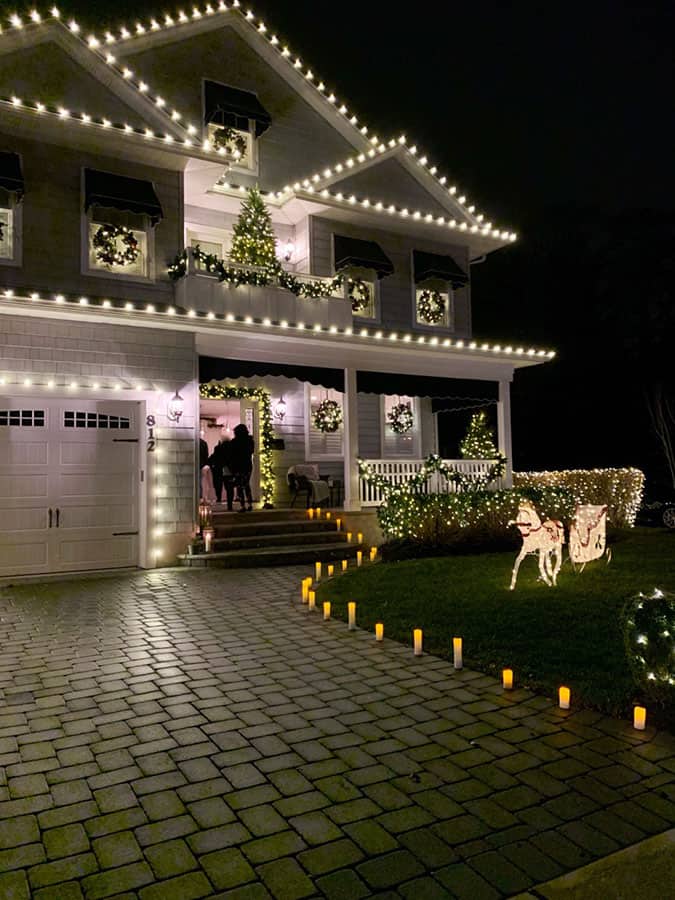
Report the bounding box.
[1,5,516,241]
[0,287,555,360]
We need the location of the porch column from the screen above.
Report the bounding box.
[343,367,361,510]
[497,379,514,488]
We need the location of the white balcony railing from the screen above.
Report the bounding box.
[359,458,502,507]
[174,254,353,330]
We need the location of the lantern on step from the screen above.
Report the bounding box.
[199,501,212,534]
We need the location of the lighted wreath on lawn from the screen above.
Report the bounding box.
[212,126,248,158]
[92,224,139,267]
[417,289,446,324]
[387,402,414,434]
[313,399,343,433]
[622,588,675,704]
[348,278,371,313]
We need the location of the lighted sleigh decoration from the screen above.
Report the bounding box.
[569,504,609,570]
[509,501,565,590]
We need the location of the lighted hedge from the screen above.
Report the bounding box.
[621,589,675,705]
[513,468,645,528]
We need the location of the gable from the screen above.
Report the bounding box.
[122,25,355,190]
[326,157,451,219]
[0,41,153,132]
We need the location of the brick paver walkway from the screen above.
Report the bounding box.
[1,568,674,899]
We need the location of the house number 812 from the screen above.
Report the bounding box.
[146,414,156,452]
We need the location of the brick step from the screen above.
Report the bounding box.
[211,531,352,552]
[179,542,364,569]
[210,508,327,524]
[211,520,339,539]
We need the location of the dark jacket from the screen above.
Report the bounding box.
[229,428,255,475]
[208,440,232,473]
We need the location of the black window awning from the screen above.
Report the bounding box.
[84,169,163,225]
[357,371,497,403]
[199,357,344,392]
[0,151,24,198]
[413,250,468,288]
[334,235,394,279]
[204,81,272,137]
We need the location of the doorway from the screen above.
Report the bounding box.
[200,397,261,504]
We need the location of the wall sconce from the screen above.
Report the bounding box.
[283,240,294,262]
[167,390,184,423]
[274,396,287,422]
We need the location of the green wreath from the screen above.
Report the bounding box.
[417,289,446,324]
[92,224,140,268]
[313,399,343,433]
[387,402,414,434]
[212,126,248,158]
[349,278,371,314]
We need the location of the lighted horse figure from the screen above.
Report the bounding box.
[509,501,565,590]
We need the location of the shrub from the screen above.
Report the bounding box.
[514,468,644,528]
[377,486,575,554]
[621,589,675,707]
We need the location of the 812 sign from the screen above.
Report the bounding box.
[146,414,156,452]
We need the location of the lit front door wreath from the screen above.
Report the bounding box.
[348,278,371,314]
[387,401,414,434]
[92,225,140,268]
[313,399,343,433]
[417,289,446,324]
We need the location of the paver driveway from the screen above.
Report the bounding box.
[1,567,675,900]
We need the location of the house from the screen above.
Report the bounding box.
[0,5,554,578]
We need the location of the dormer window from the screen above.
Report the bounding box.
[412,250,468,329]
[333,234,394,321]
[0,151,24,266]
[203,80,271,174]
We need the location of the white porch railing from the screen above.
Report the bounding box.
[359,459,502,507]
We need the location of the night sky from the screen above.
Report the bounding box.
[3,0,674,485]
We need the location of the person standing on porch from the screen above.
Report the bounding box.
[230,423,255,512]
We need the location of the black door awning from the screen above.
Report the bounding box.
[199,357,344,392]
[0,152,24,198]
[333,235,394,278]
[204,81,272,137]
[413,249,468,288]
[357,370,497,403]
[84,169,163,225]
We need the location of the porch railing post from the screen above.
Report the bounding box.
[497,379,513,488]
[343,367,360,510]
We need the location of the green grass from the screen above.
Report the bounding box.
[317,529,675,724]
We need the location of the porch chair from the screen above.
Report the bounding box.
[287,464,330,508]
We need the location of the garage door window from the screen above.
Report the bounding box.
[0,409,45,427]
[64,411,130,429]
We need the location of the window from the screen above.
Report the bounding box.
[305,386,344,461]
[381,396,420,458]
[64,411,130,429]
[203,81,271,176]
[207,122,256,171]
[415,286,453,329]
[187,226,232,270]
[0,196,21,265]
[0,409,45,427]
[87,208,150,279]
[348,277,377,320]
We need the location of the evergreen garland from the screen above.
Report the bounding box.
[93,224,139,268]
[417,289,446,324]
[460,410,499,459]
[387,401,414,434]
[313,399,343,433]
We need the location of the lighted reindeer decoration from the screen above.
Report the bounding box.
[509,500,565,590]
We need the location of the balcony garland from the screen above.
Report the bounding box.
[168,246,346,300]
[359,452,507,495]
[200,382,276,508]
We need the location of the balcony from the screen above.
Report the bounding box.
[173,252,353,330]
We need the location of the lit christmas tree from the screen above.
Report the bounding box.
[460,410,499,459]
[229,186,281,276]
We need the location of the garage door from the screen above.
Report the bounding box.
[0,397,140,578]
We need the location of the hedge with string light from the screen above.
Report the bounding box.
[513,467,644,528]
[200,383,275,507]
[622,589,675,706]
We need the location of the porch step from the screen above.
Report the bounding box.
[210,509,320,524]
[179,542,363,569]
[210,530,351,552]
[212,520,339,539]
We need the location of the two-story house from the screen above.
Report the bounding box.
[0,5,554,579]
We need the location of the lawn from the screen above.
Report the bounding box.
[317,528,675,725]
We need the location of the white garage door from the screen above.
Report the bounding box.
[0,397,140,578]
